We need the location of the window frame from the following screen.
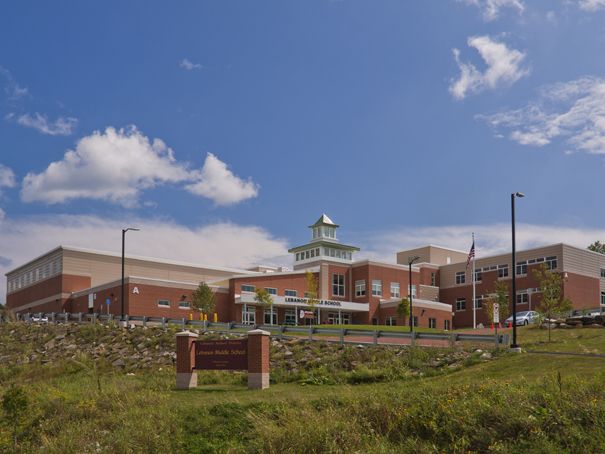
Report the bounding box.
[390,282,401,298]
[455,298,466,311]
[371,279,383,297]
[355,280,366,297]
[332,274,345,297]
[428,318,437,329]
[178,301,191,309]
[157,299,170,308]
[284,289,297,297]
[455,271,466,285]
[241,284,255,293]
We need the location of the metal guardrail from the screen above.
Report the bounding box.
[16,311,510,348]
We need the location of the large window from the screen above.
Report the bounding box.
[516,292,529,305]
[602,292,605,306]
[390,282,400,298]
[385,316,397,326]
[474,296,484,309]
[431,272,437,286]
[545,256,557,270]
[372,280,382,296]
[516,261,528,276]
[264,287,277,295]
[333,274,345,297]
[355,280,366,297]
[600,269,605,278]
[284,309,296,325]
[444,320,451,330]
[264,309,277,325]
[456,298,466,311]
[456,271,466,285]
[241,284,255,293]
[498,265,509,278]
[285,289,297,297]
[242,306,256,325]
[328,312,350,325]
[428,318,437,329]
[474,271,482,282]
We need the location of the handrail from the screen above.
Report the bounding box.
[14,311,509,345]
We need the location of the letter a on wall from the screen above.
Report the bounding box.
[132,286,140,294]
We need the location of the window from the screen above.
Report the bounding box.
[385,316,397,326]
[284,309,296,325]
[305,250,310,259]
[474,296,484,309]
[516,293,529,305]
[456,271,466,285]
[178,301,191,309]
[285,289,297,297]
[456,298,466,311]
[408,285,417,298]
[516,261,528,276]
[601,292,605,306]
[474,271,482,282]
[428,318,436,329]
[431,272,437,286]
[498,265,509,278]
[444,320,451,330]
[545,256,558,270]
[241,284,255,293]
[316,248,320,257]
[332,274,345,297]
[264,287,277,295]
[328,312,351,324]
[390,282,400,298]
[412,316,418,327]
[242,306,256,325]
[355,280,366,297]
[264,309,277,325]
[372,280,382,296]
[157,300,170,308]
[601,269,605,278]
[310,249,315,258]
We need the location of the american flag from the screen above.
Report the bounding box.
[466,241,475,269]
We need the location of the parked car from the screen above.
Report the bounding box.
[504,311,539,326]
[31,315,49,323]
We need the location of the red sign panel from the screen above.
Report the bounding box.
[195,339,248,370]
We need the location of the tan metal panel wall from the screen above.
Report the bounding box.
[561,245,605,293]
[419,285,439,301]
[62,250,241,288]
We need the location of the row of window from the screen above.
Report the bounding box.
[7,258,62,293]
[455,256,558,285]
[295,248,353,262]
[241,284,298,297]
[455,288,542,311]
[157,300,192,309]
[355,279,415,299]
[312,226,336,239]
[241,306,352,325]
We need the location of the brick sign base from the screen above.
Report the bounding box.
[175,329,270,390]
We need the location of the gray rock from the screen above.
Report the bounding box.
[112,359,125,367]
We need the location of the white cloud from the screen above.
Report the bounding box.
[21,126,190,206]
[480,77,605,154]
[186,153,259,206]
[0,213,290,304]
[179,59,203,70]
[450,35,529,100]
[460,0,524,21]
[0,164,16,189]
[15,113,78,136]
[0,66,28,100]
[578,0,605,11]
[357,223,605,264]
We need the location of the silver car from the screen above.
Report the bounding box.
[504,311,539,326]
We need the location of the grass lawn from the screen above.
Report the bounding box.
[3,323,605,452]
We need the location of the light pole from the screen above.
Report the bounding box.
[408,255,420,333]
[121,227,140,321]
[511,192,524,349]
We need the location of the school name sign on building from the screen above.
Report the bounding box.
[176,330,270,390]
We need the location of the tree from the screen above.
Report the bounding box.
[533,263,573,342]
[588,241,605,255]
[484,280,510,325]
[397,298,410,325]
[305,271,320,325]
[191,282,216,315]
[254,288,274,325]
[2,385,29,450]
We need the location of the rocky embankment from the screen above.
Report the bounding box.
[0,322,496,383]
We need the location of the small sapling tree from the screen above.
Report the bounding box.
[191,282,216,318]
[533,263,573,342]
[484,280,510,326]
[254,288,274,325]
[397,298,410,326]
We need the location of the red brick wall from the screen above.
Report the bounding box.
[379,304,452,330]
[7,274,91,313]
[231,273,312,298]
[564,272,600,310]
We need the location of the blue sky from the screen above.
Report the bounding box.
[1,0,605,300]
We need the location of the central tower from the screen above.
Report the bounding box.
[288,214,360,269]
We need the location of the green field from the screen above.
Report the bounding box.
[1,323,605,452]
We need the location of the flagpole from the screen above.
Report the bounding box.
[472,232,476,329]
